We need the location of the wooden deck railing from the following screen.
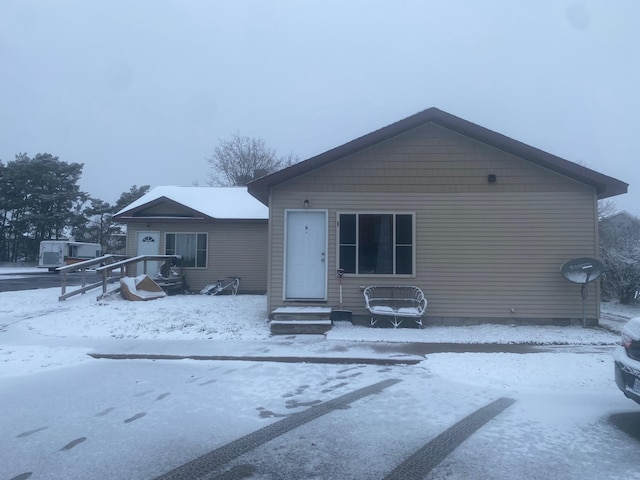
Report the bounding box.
[58,254,182,301]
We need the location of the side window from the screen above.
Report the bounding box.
[165,233,207,267]
[339,214,357,273]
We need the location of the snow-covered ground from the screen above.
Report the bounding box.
[0,267,632,377]
[1,266,639,479]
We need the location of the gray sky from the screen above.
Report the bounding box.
[1,1,638,214]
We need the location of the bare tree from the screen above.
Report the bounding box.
[598,199,617,220]
[206,133,298,186]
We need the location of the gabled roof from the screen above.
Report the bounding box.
[113,186,268,221]
[247,107,628,204]
[601,210,640,227]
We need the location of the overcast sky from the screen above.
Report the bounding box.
[1,1,638,215]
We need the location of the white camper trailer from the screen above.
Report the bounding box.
[38,240,102,271]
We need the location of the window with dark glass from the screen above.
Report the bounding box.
[165,233,207,267]
[338,213,413,275]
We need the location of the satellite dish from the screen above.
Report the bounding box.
[560,257,606,327]
[560,257,605,284]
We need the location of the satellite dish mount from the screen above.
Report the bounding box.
[560,257,605,327]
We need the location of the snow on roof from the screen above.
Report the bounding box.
[604,210,640,222]
[115,186,268,220]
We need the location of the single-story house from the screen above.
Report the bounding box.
[113,186,268,294]
[247,107,628,325]
[600,210,640,236]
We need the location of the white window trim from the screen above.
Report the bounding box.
[164,232,208,269]
[336,211,416,277]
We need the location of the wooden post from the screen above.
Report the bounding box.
[60,271,67,298]
[102,269,108,296]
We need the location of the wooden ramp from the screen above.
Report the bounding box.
[269,306,333,335]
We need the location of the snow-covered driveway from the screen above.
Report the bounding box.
[1,278,639,479]
[2,351,638,480]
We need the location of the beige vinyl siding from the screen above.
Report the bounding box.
[125,221,267,293]
[418,193,596,320]
[268,191,597,322]
[267,123,599,323]
[276,123,590,196]
[205,222,267,294]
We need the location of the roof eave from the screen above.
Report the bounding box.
[113,216,267,224]
[248,109,439,204]
[113,196,217,221]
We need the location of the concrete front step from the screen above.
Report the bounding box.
[270,319,332,335]
[271,306,332,321]
[270,306,333,334]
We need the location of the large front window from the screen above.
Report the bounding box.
[165,233,207,268]
[338,213,414,275]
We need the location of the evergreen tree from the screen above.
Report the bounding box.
[113,185,150,213]
[0,153,86,262]
[74,185,150,254]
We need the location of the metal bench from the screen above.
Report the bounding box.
[363,285,427,328]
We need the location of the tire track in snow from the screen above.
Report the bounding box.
[154,378,401,480]
[383,397,516,480]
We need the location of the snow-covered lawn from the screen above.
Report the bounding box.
[0,282,633,377]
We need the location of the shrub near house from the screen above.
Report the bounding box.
[600,211,640,304]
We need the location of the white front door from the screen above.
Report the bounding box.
[285,211,327,300]
[136,231,160,277]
